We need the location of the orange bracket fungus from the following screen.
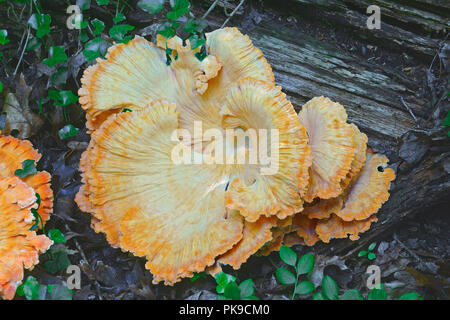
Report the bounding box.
[76,27,395,285]
[0,135,53,300]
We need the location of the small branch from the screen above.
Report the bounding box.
[393,233,422,263]
[202,0,221,20]
[400,96,419,127]
[13,28,30,76]
[220,0,245,28]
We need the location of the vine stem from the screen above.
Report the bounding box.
[291,267,299,300]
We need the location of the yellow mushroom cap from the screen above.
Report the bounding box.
[0,135,53,224]
[0,177,53,300]
[298,97,355,202]
[316,214,378,243]
[336,150,395,221]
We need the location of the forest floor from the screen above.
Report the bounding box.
[0,0,448,300]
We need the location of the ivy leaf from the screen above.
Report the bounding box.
[322,275,339,300]
[223,281,241,300]
[188,35,205,50]
[368,242,377,251]
[91,19,105,35]
[215,271,236,294]
[47,284,73,300]
[295,281,314,295]
[76,0,91,11]
[48,90,78,107]
[42,46,68,68]
[275,268,296,285]
[368,252,376,260]
[442,110,450,127]
[0,29,10,45]
[341,289,363,300]
[96,0,109,4]
[399,292,422,300]
[44,244,72,274]
[113,13,126,23]
[83,37,110,61]
[14,159,37,178]
[0,81,2,93]
[48,229,66,243]
[279,245,297,266]
[109,24,135,43]
[368,287,387,300]
[50,66,69,86]
[358,250,368,257]
[138,0,165,14]
[184,18,207,34]
[189,272,206,282]
[167,0,190,20]
[28,13,51,38]
[194,45,207,61]
[58,124,80,140]
[238,279,254,299]
[19,276,47,300]
[297,253,314,275]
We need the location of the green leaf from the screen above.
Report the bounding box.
[43,46,68,67]
[368,252,376,261]
[399,292,421,300]
[190,272,206,282]
[368,287,387,300]
[224,281,241,300]
[28,13,51,38]
[113,13,126,23]
[14,159,37,178]
[0,82,2,93]
[184,18,207,34]
[238,279,254,299]
[215,271,236,294]
[275,268,296,285]
[48,90,78,107]
[47,284,73,300]
[26,36,41,51]
[83,37,110,61]
[313,292,326,300]
[358,250,368,257]
[137,0,165,14]
[91,19,105,35]
[50,67,69,86]
[188,35,205,50]
[442,110,450,127]
[109,24,135,43]
[341,289,363,300]
[48,229,66,243]
[297,253,314,275]
[243,295,259,300]
[295,281,314,295]
[44,244,72,274]
[96,0,109,4]
[76,0,91,11]
[167,0,190,20]
[0,29,10,45]
[58,124,79,140]
[20,276,47,300]
[322,275,339,300]
[121,108,133,113]
[195,45,207,61]
[368,242,377,251]
[279,245,297,266]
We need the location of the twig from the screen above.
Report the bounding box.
[202,0,221,20]
[400,96,419,127]
[13,28,30,76]
[220,0,245,28]
[393,233,422,263]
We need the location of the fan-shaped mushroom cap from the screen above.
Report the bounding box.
[79,28,274,132]
[340,124,368,190]
[218,216,276,269]
[316,214,378,242]
[293,214,320,246]
[77,75,311,284]
[298,97,355,202]
[0,136,53,224]
[223,78,311,222]
[302,197,343,220]
[335,150,395,221]
[0,177,53,300]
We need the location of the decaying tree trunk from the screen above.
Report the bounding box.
[196,0,450,253]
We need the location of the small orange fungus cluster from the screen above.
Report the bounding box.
[0,135,53,299]
[75,28,395,285]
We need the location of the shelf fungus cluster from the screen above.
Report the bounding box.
[0,135,53,299]
[76,28,395,285]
